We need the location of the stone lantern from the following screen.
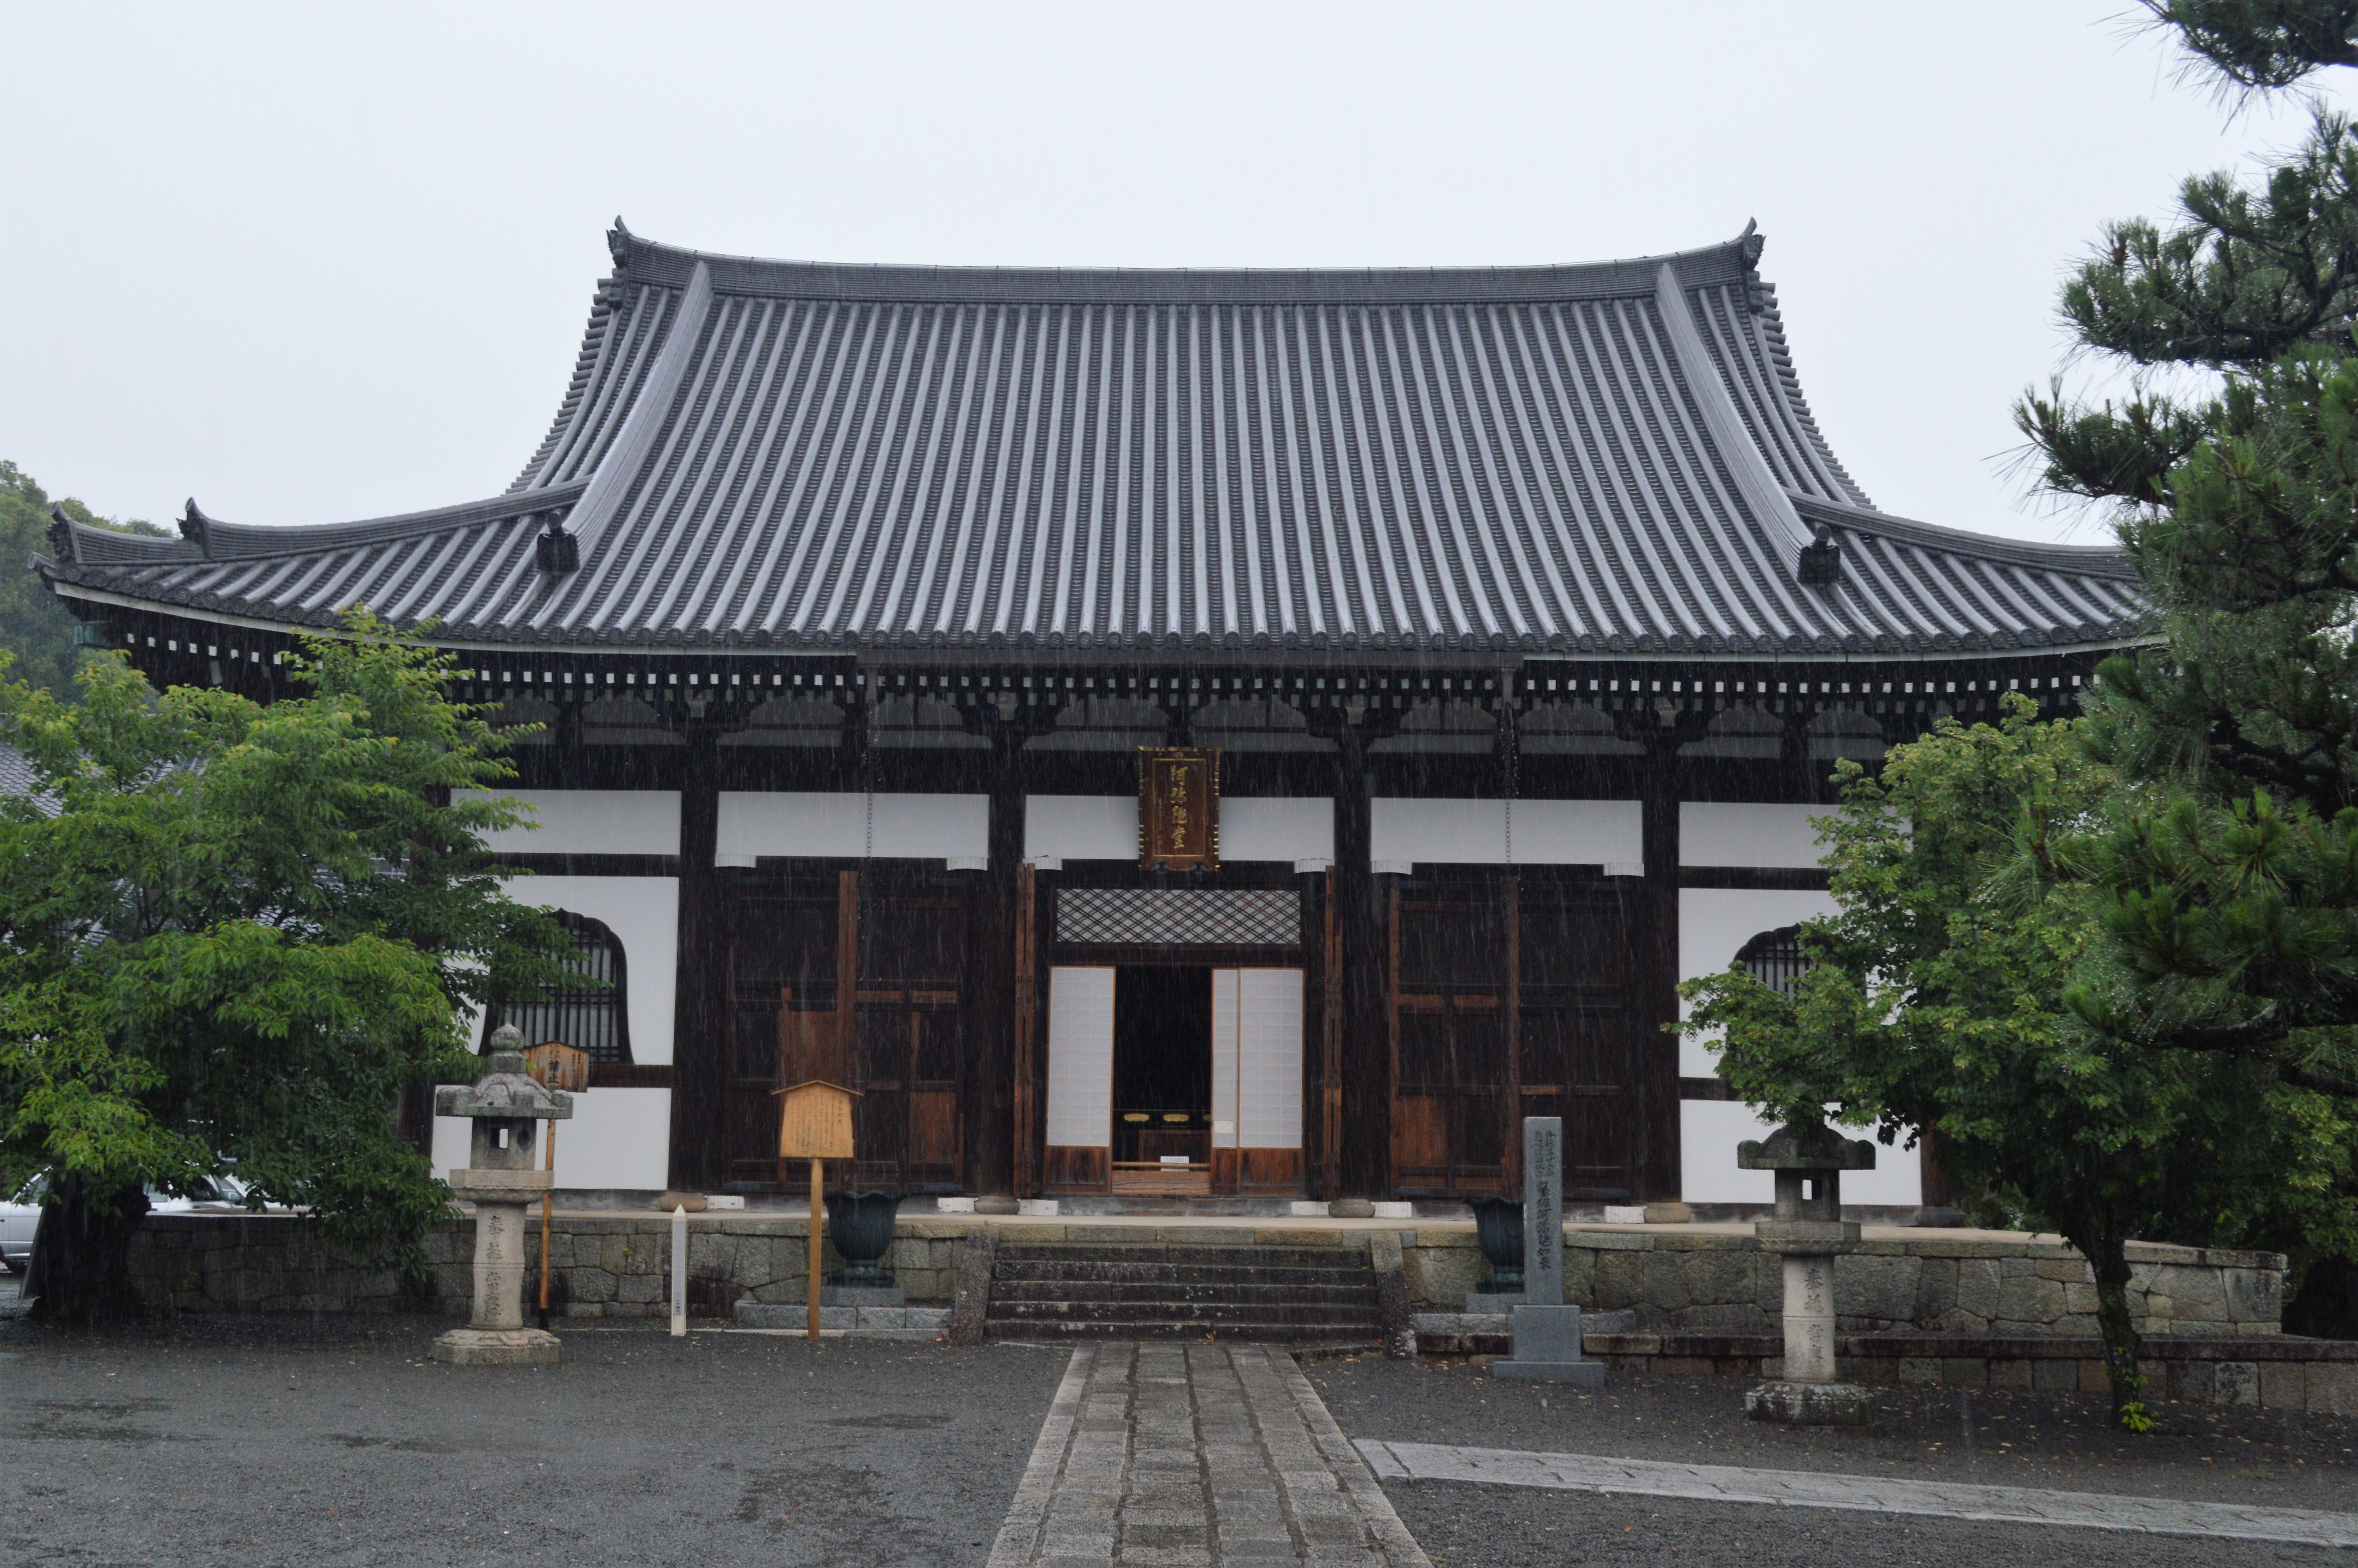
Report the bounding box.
[1738,1120,1877,1425]
[432,1025,573,1366]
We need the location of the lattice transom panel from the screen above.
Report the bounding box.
[1055,887,1301,947]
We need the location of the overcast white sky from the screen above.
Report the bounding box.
[3,2,2345,544]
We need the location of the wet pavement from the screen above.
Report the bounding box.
[0,1311,1067,1568]
[3,1293,2355,1567]
[1310,1355,2358,1567]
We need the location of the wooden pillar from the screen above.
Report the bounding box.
[667,729,727,1192]
[1635,740,1682,1202]
[967,729,1026,1197]
[1318,866,1343,1201]
[1332,729,1389,1197]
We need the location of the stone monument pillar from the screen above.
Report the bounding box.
[1738,1120,1877,1425]
[1492,1116,1602,1387]
[433,1026,574,1366]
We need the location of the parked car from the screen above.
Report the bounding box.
[0,1173,250,1273]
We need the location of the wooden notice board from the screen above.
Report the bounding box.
[1138,748,1219,871]
[776,1079,858,1161]
[525,1041,590,1093]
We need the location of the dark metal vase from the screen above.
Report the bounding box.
[1467,1196,1525,1292]
[824,1191,906,1287]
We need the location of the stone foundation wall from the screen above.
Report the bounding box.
[1568,1332,2358,1417]
[124,1213,2282,1341]
[124,1213,969,1319]
[1399,1228,2284,1339]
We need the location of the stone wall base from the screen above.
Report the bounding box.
[1410,1328,2358,1416]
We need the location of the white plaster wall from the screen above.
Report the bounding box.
[1681,803,1832,868]
[716,792,987,862]
[1025,796,1333,864]
[499,875,679,1065]
[1370,798,1640,866]
[1677,887,1838,1074]
[434,1088,671,1191]
[462,790,681,855]
[1224,799,1333,864]
[1677,886,1920,1207]
[1028,796,1136,862]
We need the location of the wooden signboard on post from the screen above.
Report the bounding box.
[524,1042,590,1331]
[776,1079,859,1341]
[1138,748,1220,871]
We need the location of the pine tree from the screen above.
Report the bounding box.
[2015,0,2358,1337]
[2016,8,2358,1106]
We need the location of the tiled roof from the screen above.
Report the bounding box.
[38,223,2142,659]
[0,745,58,816]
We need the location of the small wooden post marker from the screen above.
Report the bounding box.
[776,1080,858,1342]
[523,1043,589,1332]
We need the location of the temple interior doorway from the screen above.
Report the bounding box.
[1112,966,1213,1193]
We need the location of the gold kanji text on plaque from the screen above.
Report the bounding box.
[1137,748,1220,871]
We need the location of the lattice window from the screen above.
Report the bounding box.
[1055,887,1300,946]
[485,912,631,1065]
[1734,925,1812,996]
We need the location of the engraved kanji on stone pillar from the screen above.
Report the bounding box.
[432,1025,573,1366]
[1492,1117,1601,1387]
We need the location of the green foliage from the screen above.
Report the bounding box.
[2010,25,2358,1101]
[1684,702,2355,1425]
[0,462,165,699]
[0,611,576,1310]
[2142,1,2358,91]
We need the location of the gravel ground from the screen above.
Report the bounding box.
[0,1303,1067,1568]
[1307,1356,2358,1568]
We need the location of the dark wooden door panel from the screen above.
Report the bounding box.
[724,881,972,1195]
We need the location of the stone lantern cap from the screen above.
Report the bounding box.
[434,1026,575,1121]
[1735,1120,1875,1172]
[1741,1119,1876,1255]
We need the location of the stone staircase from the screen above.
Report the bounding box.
[982,1240,1385,1346]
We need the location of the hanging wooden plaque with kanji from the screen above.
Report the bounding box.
[1138,748,1220,871]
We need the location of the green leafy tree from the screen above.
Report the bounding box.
[0,612,574,1320]
[1684,702,2355,1427]
[0,462,167,699]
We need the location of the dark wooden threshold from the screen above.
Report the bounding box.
[492,853,682,877]
[1678,867,1831,891]
[589,1064,675,1089]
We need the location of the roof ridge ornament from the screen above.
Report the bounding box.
[45,505,78,565]
[1738,218,1771,312]
[608,217,632,269]
[180,499,212,559]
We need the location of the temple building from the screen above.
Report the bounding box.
[35,222,2141,1212]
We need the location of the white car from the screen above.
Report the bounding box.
[0,1174,250,1272]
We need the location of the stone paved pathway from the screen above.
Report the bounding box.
[1358,1440,2358,1548]
[987,1343,1431,1567]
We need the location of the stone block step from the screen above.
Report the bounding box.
[986,1316,1381,1345]
[994,1244,1367,1270]
[991,1260,1372,1289]
[989,1279,1378,1308]
[986,1299,1381,1328]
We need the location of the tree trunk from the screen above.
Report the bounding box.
[2085,1227,2149,1429]
[24,1177,151,1324]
